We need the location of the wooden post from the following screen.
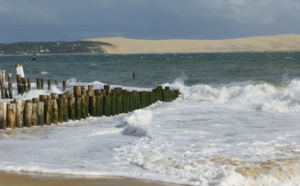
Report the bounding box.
[89,96,96,116]
[37,101,44,126]
[0,70,6,99]
[63,97,69,122]
[51,99,58,124]
[66,90,73,98]
[21,77,26,94]
[104,85,110,96]
[132,72,135,78]
[81,95,87,119]
[63,81,66,91]
[48,79,51,90]
[81,86,86,96]
[111,91,116,116]
[51,93,58,99]
[88,85,94,96]
[55,80,59,86]
[24,100,32,127]
[96,95,103,116]
[75,96,81,120]
[44,99,52,125]
[74,86,81,97]
[0,102,7,129]
[8,73,13,99]
[36,78,41,89]
[41,79,44,89]
[103,95,111,116]
[68,97,75,121]
[57,98,64,123]
[31,101,38,126]
[14,98,24,128]
[27,78,31,91]
[7,103,16,129]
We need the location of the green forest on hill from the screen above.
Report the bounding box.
[0,41,112,55]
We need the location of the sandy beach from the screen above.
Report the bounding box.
[0,171,185,186]
[85,34,300,54]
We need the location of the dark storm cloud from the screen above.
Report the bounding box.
[0,0,300,43]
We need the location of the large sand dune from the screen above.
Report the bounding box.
[85,34,300,54]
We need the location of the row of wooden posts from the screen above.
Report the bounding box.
[0,84,179,130]
[0,70,68,99]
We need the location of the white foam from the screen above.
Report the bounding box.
[0,79,299,185]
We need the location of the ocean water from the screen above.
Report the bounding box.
[0,53,299,186]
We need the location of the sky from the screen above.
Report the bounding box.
[1,0,300,43]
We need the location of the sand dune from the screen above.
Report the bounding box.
[85,34,300,54]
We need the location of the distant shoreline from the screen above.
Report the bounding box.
[85,34,300,54]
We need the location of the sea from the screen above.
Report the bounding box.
[0,52,299,186]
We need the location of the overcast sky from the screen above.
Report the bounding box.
[1,0,300,43]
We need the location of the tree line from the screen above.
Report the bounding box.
[0,41,112,55]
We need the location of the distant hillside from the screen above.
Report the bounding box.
[0,41,112,55]
[86,34,300,54]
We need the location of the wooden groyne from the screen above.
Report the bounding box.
[0,84,179,130]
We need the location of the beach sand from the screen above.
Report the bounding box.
[0,171,186,186]
[85,34,300,54]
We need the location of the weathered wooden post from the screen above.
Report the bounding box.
[89,96,96,116]
[63,97,69,122]
[8,73,13,99]
[15,64,24,94]
[51,99,58,124]
[27,78,31,91]
[132,72,135,78]
[75,96,81,120]
[63,81,66,91]
[111,91,116,116]
[41,79,44,89]
[36,78,41,89]
[44,99,52,125]
[87,85,94,96]
[55,80,59,86]
[24,100,32,127]
[57,98,64,123]
[32,98,40,125]
[14,98,23,128]
[103,95,111,116]
[96,95,103,116]
[68,97,76,121]
[37,101,44,126]
[104,85,110,96]
[0,102,7,129]
[21,77,26,94]
[51,93,58,99]
[48,79,51,90]
[7,103,16,129]
[74,86,81,97]
[81,95,87,119]
[0,70,6,99]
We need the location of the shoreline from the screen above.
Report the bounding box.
[1,50,300,57]
[0,171,187,186]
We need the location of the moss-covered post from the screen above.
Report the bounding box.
[75,96,81,120]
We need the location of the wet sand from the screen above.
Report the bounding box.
[85,34,300,54]
[0,171,186,186]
